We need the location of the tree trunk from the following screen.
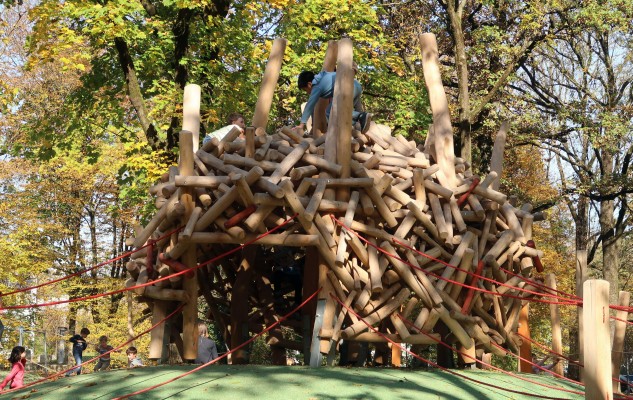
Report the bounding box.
[446,2,471,163]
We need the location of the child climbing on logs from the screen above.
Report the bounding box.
[295,70,371,134]
[202,112,246,144]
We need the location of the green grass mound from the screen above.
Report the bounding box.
[1,365,583,400]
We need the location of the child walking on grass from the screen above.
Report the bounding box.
[94,335,115,372]
[66,327,90,376]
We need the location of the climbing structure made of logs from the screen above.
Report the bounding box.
[127,35,550,367]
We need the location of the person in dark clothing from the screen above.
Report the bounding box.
[195,321,219,364]
[65,327,90,376]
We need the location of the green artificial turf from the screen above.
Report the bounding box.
[0,365,584,400]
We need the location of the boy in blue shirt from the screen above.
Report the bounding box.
[295,70,371,134]
[65,327,90,376]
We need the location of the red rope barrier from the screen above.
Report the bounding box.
[0,226,183,298]
[0,214,298,311]
[331,294,581,400]
[398,314,588,396]
[3,303,185,394]
[113,288,321,400]
[516,333,583,368]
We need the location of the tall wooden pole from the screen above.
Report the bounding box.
[546,273,564,376]
[517,303,532,373]
[418,33,458,189]
[182,84,201,152]
[334,38,354,202]
[312,41,338,138]
[252,38,287,131]
[583,279,612,400]
[612,291,630,393]
[179,130,198,362]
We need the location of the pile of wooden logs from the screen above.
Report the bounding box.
[126,34,548,366]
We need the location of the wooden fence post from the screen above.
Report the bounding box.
[612,291,630,393]
[546,273,564,376]
[583,279,612,400]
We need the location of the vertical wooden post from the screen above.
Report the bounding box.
[612,291,630,393]
[149,299,168,361]
[179,130,198,362]
[583,279,612,400]
[489,122,508,191]
[546,273,564,376]
[418,33,458,188]
[312,41,338,138]
[577,249,588,382]
[518,303,532,373]
[252,38,287,131]
[230,246,257,364]
[334,38,354,202]
[182,84,201,152]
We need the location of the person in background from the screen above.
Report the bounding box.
[295,70,371,134]
[126,347,144,368]
[195,321,219,364]
[66,327,90,376]
[202,112,246,144]
[0,346,26,391]
[93,335,115,372]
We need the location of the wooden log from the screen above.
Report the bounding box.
[194,166,264,231]
[544,274,564,377]
[336,191,360,267]
[183,84,201,152]
[435,231,475,292]
[584,280,613,400]
[350,161,398,227]
[381,242,441,307]
[612,290,630,393]
[290,165,318,180]
[143,286,188,302]
[180,206,202,241]
[419,34,457,187]
[335,38,354,202]
[412,168,427,209]
[340,288,411,338]
[269,141,311,184]
[489,122,508,191]
[133,193,179,248]
[179,130,198,361]
[448,248,475,301]
[252,38,287,129]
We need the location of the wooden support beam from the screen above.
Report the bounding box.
[252,38,287,130]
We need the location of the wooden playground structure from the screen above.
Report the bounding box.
[125,35,621,399]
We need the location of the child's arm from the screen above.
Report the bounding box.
[0,364,19,390]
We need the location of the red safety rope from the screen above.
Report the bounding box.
[611,315,633,326]
[512,333,633,398]
[516,333,583,368]
[113,288,321,400]
[331,294,580,400]
[0,226,183,298]
[0,214,298,311]
[3,303,185,394]
[398,314,588,396]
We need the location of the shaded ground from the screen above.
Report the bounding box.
[0,365,583,400]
